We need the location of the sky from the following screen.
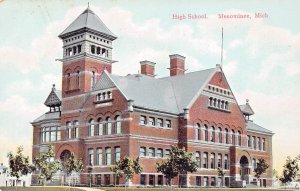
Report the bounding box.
[0,0,299,175]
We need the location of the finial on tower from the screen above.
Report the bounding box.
[88,2,90,8]
[246,99,249,104]
[52,84,56,90]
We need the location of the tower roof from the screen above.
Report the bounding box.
[59,7,117,40]
[44,84,61,107]
[239,99,254,116]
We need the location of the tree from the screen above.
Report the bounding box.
[110,161,122,186]
[217,167,225,187]
[279,156,299,188]
[7,146,35,186]
[110,157,142,187]
[156,146,198,187]
[254,158,269,187]
[33,145,60,185]
[61,153,83,186]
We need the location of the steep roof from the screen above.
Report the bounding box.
[246,120,273,134]
[94,68,216,114]
[239,99,254,115]
[44,85,61,107]
[59,7,117,40]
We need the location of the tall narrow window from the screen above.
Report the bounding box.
[106,117,112,135]
[247,135,251,147]
[115,115,121,134]
[231,130,235,145]
[203,152,208,169]
[262,138,266,151]
[218,154,222,168]
[97,118,103,136]
[91,71,96,88]
[96,148,102,166]
[253,136,257,149]
[88,149,94,166]
[237,131,242,146]
[225,128,229,144]
[195,123,201,140]
[224,154,229,170]
[258,137,261,150]
[252,158,257,170]
[195,152,200,167]
[211,126,215,142]
[204,125,209,141]
[209,97,213,106]
[91,45,95,54]
[105,147,111,165]
[73,120,79,139]
[211,153,215,169]
[204,177,208,187]
[67,73,71,90]
[89,119,95,137]
[67,122,72,139]
[165,149,171,158]
[76,71,80,89]
[140,147,146,157]
[114,147,121,163]
[218,127,222,143]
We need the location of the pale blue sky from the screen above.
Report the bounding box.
[0,0,299,173]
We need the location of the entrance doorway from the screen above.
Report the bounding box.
[240,156,249,181]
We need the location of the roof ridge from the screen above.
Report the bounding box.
[158,67,216,80]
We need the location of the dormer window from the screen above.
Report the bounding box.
[208,97,230,112]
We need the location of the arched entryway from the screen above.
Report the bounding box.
[60,149,71,161]
[240,156,250,183]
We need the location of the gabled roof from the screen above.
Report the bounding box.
[246,120,273,135]
[239,99,255,116]
[59,7,117,40]
[94,68,216,114]
[44,85,61,107]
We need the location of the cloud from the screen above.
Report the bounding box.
[223,60,238,77]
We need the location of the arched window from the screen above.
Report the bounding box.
[218,127,222,143]
[101,48,106,57]
[73,46,77,55]
[224,154,229,169]
[221,100,224,109]
[76,71,80,89]
[209,97,213,106]
[211,126,215,142]
[217,99,221,108]
[203,152,208,169]
[204,125,208,141]
[225,128,229,144]
[252,158,257,169]
[210,153,215,169]
[98,118,103,136]
[217,154,222,168]
[96,47,101,55]
[231,130,235,145]
[195,152,201,166]
[115,115,121,134]
[213,98,217,107]
[225,101,229,110]
[106,117,112,135]
[195,123,201,140]
[77,44,82,53]
[89,119,95,137]
[88,149,94,166]
[91,45,95,54]
[73,120,79,139]
[107,91,111,99]
[237,131,242,146]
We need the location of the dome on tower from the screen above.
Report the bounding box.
[59,7,117,40]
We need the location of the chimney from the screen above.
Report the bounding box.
[140,60,156,77]
[169,54,185,76]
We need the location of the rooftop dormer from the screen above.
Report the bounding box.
[44,84,61,113]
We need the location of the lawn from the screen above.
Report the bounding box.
[0,186,85,191]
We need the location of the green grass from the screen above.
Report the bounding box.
[0,186,85,191]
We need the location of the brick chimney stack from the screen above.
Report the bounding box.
[169,54,185,76]
[140,60,156,77]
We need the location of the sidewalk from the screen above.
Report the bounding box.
[77,187,104,191]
